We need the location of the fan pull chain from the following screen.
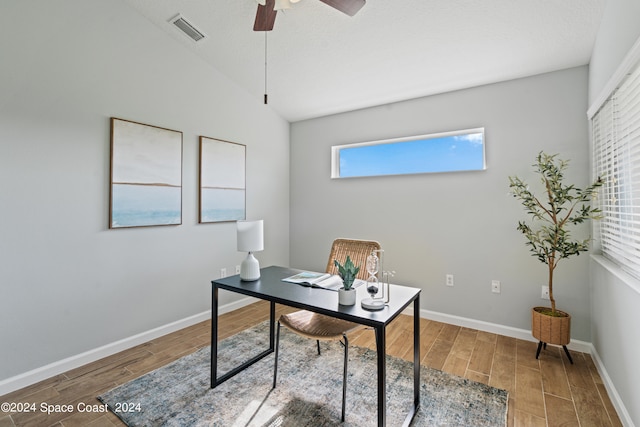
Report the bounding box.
[264,31,268,105]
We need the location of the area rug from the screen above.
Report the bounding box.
[99,322,508,426]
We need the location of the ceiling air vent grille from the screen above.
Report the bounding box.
[170,14,206,42]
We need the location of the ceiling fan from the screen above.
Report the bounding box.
[253,0,365,31]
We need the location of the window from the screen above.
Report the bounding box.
[591,57,640,279]
[331,128,485,178]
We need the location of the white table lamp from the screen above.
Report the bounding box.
[237,220,264,281]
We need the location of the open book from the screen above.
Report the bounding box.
[282,271,365,291]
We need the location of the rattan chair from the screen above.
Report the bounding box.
[273,238,381,422]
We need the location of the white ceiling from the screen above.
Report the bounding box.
[123,0,607,122]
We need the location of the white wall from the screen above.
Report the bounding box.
[290,66,592,339]
[588,0,640,425]
[0,0,289,383]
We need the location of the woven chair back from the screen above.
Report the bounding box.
[325,238,381,281]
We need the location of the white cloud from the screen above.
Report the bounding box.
[454,132,483,145]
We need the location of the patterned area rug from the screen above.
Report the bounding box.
[99,322,508,426]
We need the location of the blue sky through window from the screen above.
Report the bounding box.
[336,130,485,178]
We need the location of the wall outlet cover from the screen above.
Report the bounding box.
[541,285,550,300]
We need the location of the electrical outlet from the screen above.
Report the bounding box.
[491,280,501,294]
[446,274,454,287]
[541,285,550,300]
[220,268,227,278]
[235,265,241,274]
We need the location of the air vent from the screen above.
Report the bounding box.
[170,14,206,42]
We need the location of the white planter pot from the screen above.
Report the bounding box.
[338,288,356,305]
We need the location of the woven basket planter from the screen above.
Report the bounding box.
[531,307,571,345]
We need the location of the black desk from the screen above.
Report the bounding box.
[211,265,421,427]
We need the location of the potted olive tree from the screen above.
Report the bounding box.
[509,152,602,362]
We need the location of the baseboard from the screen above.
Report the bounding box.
[0,296,258,397]
[589,346,635,427]
[2,298,631,427]
[412,307,632,426]
[414,308,592,353]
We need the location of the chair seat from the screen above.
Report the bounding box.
[279,310,362,340]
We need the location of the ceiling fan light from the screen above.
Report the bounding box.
[290,0,301,3]
[274,0,292,10]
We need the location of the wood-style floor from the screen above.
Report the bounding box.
[0,301,622,427]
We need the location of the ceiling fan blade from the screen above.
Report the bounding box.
[318,0,365,17]
[254,0,277,31]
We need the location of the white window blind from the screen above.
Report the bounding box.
[592,60,640,279]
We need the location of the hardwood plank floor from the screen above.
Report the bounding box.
[0,301,623,427]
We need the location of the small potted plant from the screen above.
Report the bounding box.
[334,256,360,305]
[509,152,602,361]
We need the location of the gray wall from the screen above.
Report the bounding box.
[290,66,592,339]
[588,0,640,106]
[588,0,640,424]
[0,0,289,382]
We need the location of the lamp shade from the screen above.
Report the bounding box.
[237,220,264,253]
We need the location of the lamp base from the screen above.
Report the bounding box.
[240,252,260,281]
[361,297,386,311]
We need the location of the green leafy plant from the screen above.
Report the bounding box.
[509,152,603,314]
[334,256,360,290]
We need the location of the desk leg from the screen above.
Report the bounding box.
[375,325,386,427]
[210,286,275,388]
[413,295,421,417]
[400,295,421,427]
[211,284,219,389]
[269,301,275,349]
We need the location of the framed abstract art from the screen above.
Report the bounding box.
[109,118,183,228]
[199,136,246,223]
